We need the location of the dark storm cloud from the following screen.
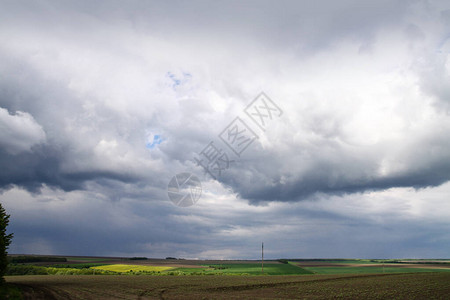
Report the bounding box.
[221,133,450,203]
[0,142,148,193]
[0,55,144,192]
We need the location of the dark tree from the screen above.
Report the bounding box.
[0,203,13,282]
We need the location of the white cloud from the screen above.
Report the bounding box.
[0,108,46,154]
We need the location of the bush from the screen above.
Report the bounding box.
[48,263,106,269]
[6,265,48,275]
[209,265,228,270]
[5,264,116,276]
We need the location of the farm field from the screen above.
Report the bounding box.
[7,255,450,276]
[293,260,450,275]
[6,272,450,299]
[302,266,450,275]
[5,256,450,298]
[173,262,313,275]
[91,264,174,273]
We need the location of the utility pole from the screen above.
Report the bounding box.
[262,242,264,274]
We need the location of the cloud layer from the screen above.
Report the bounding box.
[1,0,450,258]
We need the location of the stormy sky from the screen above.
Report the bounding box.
[1,0,450,259]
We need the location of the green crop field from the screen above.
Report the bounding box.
[303,266,450,274]
[292,259,377,264]
[173,263,313,275]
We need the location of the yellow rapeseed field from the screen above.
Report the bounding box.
[90,264,173,272]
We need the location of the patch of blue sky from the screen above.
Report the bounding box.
[166,71,192,90]
[146,134,164,149]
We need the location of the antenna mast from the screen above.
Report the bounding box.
[262,242,264,273]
